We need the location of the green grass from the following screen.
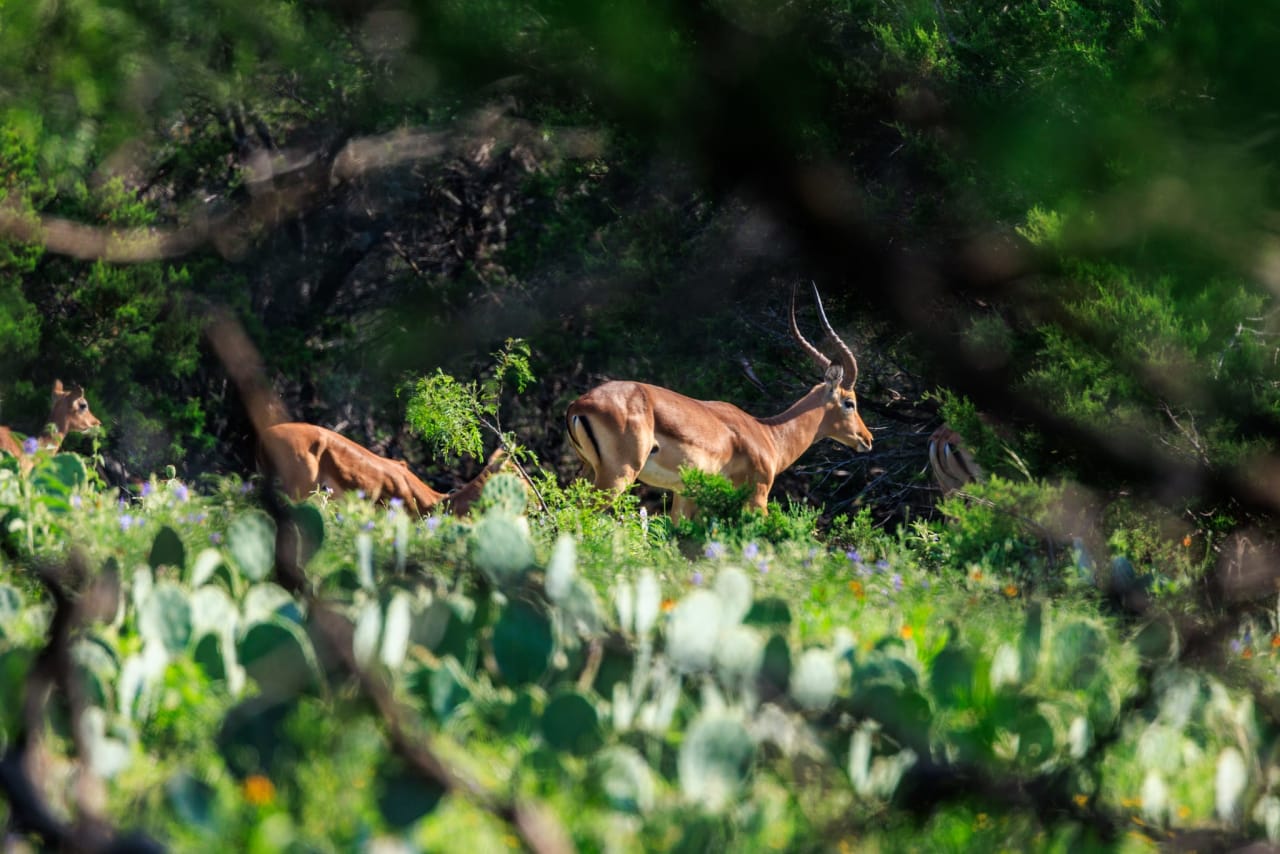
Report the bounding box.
[0,450,1270,851]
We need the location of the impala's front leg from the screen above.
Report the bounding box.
[749,482,772,515]
[670,492,697,520]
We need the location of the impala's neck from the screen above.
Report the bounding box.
[757,385,830,473]
[402,471,447,515]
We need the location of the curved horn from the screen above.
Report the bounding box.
[810,281,858,386]
[790,283,831,372]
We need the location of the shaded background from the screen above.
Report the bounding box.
[2,0,1278,540]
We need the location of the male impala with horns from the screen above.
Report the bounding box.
[566,283,872,517]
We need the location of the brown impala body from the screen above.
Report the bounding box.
[566,284,873,517]
[928,426,984,495]
[260,422,509,516]
[0,380,101,460]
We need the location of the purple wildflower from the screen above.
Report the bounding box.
[21,437,38,455]
[240,482,253,494]
[141,481,154,498]
[210,532,223,544]
[891,573,903,592]
[846,549,862,563]
[743,542,760,560]
[389,497,404,510]
[119,514,134,531]
[71,494,82,509]
[1231,638,1244,654]
[691,571,704,586]
[639,507,649,533]
[875,559,890,573]
[757,561,769,575]
[173,483,189,502]
[426,516,442,532]
[356,489,366,500]
[704,541,726,560]
[920,579,931,591]
[363,520,376,531]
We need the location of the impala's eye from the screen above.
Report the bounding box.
[842,399,856,411]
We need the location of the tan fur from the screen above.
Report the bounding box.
[0,380,101,463]
[566,369,872,518]
[259,422,510,516]
[928,426,984,495]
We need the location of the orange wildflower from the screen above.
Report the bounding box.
[900,624,914,640]
[1177,804,1191,820]
[1270,634,1280,649]
[661,599,676,613]
[1243,647,1254,659]
[1073,794,1089,808]
[971,570,984,582]
[849,580,865,599]
[243,774,276,806]
[1003,584,1018,598]
[1182,534,1192,547]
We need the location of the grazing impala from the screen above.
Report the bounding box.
[259,422,511,516]
[566,284,874,517]
[0,380,101,460]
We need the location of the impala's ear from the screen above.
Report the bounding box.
[53,379,64,397]
[823,363,844,389]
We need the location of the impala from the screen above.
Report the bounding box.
[566,284,874,517]
[259,422,512,516]
[927,425,984,495]
[0,380,101,460]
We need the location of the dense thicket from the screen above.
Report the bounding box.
[6,1,1280,847]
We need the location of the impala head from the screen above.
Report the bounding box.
[50,379,101,435]
[791,283,873,452]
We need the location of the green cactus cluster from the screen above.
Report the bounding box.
[479,471,528,515]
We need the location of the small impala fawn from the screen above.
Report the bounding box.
[0,380,101,460]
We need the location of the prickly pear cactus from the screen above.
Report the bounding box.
[480,472,527,516]
[468,510,534,587]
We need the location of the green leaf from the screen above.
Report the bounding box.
[190,586,237,639]
[0,584,22,636]
[72,638,118,709]
[469,511,535,586]
[376,760,446,830]
[148,525,186,572]
[929,646,975,709]
[189,548,223,588]
[594,746,656,814]
[353,599,382,670]
[760,633,792,700]
[744,596,791,627]
[194,633,227,682]
[545,535,576,603]
[242,583,302,625]
[541,691,603,756]
[791,648,839,712]
[713,567,753,625]
[381,591,412,669]
[492,600,552,685]
[166,772,216,829]
[412,657,472,722]
[217,696,297,779]
[238,619,318,698]
[32,452,87,493]
[138,581,192,656]
[288,503,325,565]
[678,713,754,811]
[667,591,722,673]
[227,511,276,582]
